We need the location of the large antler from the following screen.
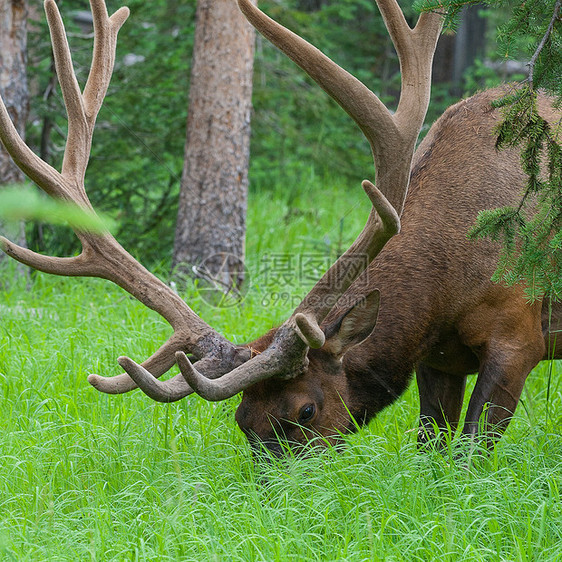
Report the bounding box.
[0,0,249,401]
[1,0,442,405]
[172,0,444,400]
[95,0,443,402]
[238,0,443,214]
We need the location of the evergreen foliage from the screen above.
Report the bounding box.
[469,87,562,299]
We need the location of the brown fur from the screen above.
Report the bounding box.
[236,87,562,453]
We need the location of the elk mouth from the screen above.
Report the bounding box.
[249,439,292,461]
[244,425,350,462]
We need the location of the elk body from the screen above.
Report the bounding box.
[236,88,562,453]
[1,0,561,457]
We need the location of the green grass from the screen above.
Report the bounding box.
[1,179,562,560]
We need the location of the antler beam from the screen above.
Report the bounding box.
[237,0,443,214]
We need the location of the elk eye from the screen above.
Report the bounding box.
[298,404,316,423]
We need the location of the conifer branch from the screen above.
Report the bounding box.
[527,0,562,86]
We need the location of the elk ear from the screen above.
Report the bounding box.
[321,290,380,358]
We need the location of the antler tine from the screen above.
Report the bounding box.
[88,334,185,395]
[89,336,252,400]
[371,0,443,131]
[44,0,87,189]
[46,0,130,188]
[177,323,310,401]
[0,235,94,275]
[0,89,66,200]
[116,357,192,403]
[0,0,243,399]
[395,16,443,132]
[236,0,396,156]
[294,180,399,327]
[84,0,130,120]
[109,352,249,403]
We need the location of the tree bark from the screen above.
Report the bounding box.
[172,0,255,291]
[0,0,28,264]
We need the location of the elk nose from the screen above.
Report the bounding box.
[250,439,285,460]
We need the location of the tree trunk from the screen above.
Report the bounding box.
[432,4,486,93]
[452,4,487,94]
[172,0,255,292]
[0,0,28,265]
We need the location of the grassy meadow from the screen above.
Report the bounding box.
[1,179,562,561]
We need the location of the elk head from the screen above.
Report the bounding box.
[235,290,383,455]
[0,0,442,455]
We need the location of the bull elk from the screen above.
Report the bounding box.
[1,0,560,456]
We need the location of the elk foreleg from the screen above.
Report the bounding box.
[461,341,544,447]
[416,364,467,445]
